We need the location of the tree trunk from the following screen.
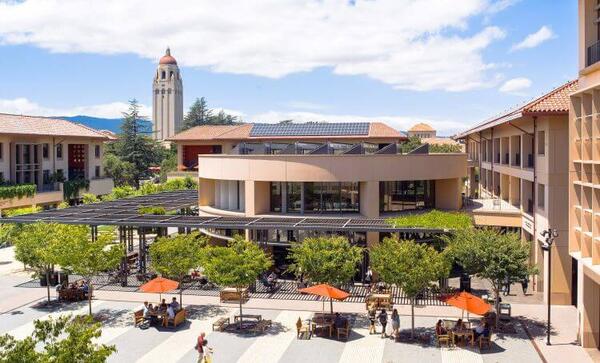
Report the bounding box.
[179,278,183,307]
[88,280,93,316]
[494,286,500,327]
[238,287,243,330]
[45,269,51,304]
[411,297,415,338]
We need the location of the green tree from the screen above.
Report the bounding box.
[370,237,450,337]
[182,97,213,130]
[54,227,122,316]
[106,99,164,188]
[149,232,208,304]
[200,236,272,328]
[430,143,463,153]
[444,228,537,322]
[0,206,41,247]
[399,136,423,153]
[13,222,69,304]
[159,150,177,182]
[287,236,363,287]
[209,110,238,125]
[102,154,136,187]
[0,314,115,363]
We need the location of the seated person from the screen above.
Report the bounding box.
[81,281,89,294]
[166,304,175,321]
[473,322,490,340]
[159,299,168,311]
[454,319,465,331]
[170,297,180,311]
[436,320,448,335]
[142,301,151,320]
[333,313,346,329]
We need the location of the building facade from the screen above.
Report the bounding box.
[0,113,114,211]
[152,48,183,141]
[407,123,436,139]
[568,0,600,349]
[456,80,577,306]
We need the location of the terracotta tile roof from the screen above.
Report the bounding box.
[522,79,578,114]
[408,122,435,132]
[0,113,111,139]
[455,79,578,139]
[168,122,403,141]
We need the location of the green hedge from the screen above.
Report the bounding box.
[103,177,197,201]
[138,206,167,215]
[0,184,36,200]
[386,210,472,230]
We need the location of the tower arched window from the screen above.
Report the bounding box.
[161,89,165,94]
[161,71,166,79]
[170,71,174,79]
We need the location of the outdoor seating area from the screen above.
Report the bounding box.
[56,280,90,302]
[435,318,493,349]
[210,314,273,335]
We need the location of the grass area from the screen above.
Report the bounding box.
[386,210,472,230]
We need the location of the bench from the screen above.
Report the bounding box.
[234,314,262,323]
[212,317,230,331]
[250,319,272,335]
[133,309,145,327]
[165,309,186,329]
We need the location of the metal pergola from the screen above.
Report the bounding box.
[1,190,449,283]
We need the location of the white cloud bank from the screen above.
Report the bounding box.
[0,98,151,118]
[511,26,554,51]
[0,0,510,92]
[499,77,531,95]
[0,97,465,134]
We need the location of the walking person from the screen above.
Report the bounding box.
[503,276,511,296]
[521,277,529,296]
[196,332,206,363]
[377,309,388,338]
[368,303,377,334]
[391,309,400,340]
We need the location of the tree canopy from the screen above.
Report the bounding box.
[400,135,462,153]
[443,228,537,313]
[287,235,363,286]
[370,236,449,337]
[104,99,165,187]
[149,232,208,303]
[200,235,272,327]
[182,97,239,130]
[53,226,122,315]
[0,314,115,363]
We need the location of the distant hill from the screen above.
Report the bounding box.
[57,115,152,134]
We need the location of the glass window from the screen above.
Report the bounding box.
[270,182,282,212]
[43,170,50,184]
[538,184,545,209]
[95,145,101,158]
[380,180,435,213]
[537,131,545,155]
[56,144,63,159]
[42,143,49,159]
[303,182,321,213]
[287,183,302,213]
[95,166,101,178]
[340,182,359,212]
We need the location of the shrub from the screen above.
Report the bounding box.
[0,184,36,200]
[387,210,472,230]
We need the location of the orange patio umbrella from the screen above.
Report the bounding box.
[298,284,350,313]
[440,291,491,318]
[140,277,179,302]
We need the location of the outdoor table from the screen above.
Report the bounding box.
[311,316,334,337]
[451,329,474,346]
[234,314,262,322]
[148,310,169,327]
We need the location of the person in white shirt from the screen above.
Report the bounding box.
[167,305,175,320]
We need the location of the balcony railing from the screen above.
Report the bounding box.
[588,40,600,67]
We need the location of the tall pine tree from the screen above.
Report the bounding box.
[106,99,163,188]
[182,97,238,130]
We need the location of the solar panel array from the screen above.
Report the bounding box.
[250,123,370,137]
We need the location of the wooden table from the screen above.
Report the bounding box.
[311,316,334,337]
[451,329,474,346]
[220,287,249,302]
[234,314,262,322]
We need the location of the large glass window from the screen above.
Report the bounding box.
[340,182,359,212]
[286,183,302,213]
[270,182,282,212]
[304,182,359,213]
[379,180,435,212]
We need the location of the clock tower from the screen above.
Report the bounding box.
[152,48,183,140]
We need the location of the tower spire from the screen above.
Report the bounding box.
[166,47,171,56]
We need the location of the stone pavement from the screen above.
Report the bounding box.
[0,298,542,363]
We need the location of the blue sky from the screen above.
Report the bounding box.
[0,0,578,135]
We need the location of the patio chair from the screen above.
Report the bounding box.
[296,318,310,339]
[133,309,145,327]
[165,308,186,329]
[479,331,493,350]
[336,320,350,340]
[435,330,451,347]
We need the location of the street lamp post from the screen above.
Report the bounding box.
[541,228,558,346]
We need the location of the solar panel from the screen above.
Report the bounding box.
[250,123,370,137]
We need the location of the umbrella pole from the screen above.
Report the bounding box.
[330,298,333,314]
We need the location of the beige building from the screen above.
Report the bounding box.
[152,48,183,141]
[169,121,466,279]
[568,0,600,350]
[407,123,436,139]
[456,80,578,306]
[0,113,114,211]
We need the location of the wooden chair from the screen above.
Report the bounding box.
[212,317,230,331]
[479,331,493,350]
[133,309,145,327]
[250,319,272,335]
[436,330,451,347]
[296,318,310,339]
[336,320,350,340]
[166,309,186,329]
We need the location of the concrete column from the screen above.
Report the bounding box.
[435,178,462,210]
[228,180,238,210]
[281,183,288,213]
[239,181,245,211]
[177,144,184,170]
[198,178,215,207]
[359,181,379,218]
[245,181,256,216]
[582,271,600,348]
[220,180,229,209]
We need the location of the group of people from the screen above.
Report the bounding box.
[367,304,401,339]
[502,277,530,296]
[56,280,90,300]
[142,297,181,325]
[435,318,490,343]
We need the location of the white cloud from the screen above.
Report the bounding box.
[499,77,531,95]
[0,0,508,92]
[248,110,466,135]
[0,98,151,118]
[511,26,555,51]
